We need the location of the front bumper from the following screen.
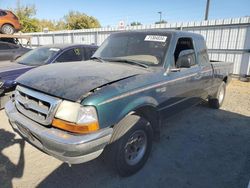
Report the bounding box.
[5,100,113,164]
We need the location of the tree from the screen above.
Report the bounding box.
[10,2,101,32]
[11,1,40,32]
[39,19,57,31]
[64,11,101,30]
[130,21,142,26]
[55,20,67,31]
[155,20,168,24]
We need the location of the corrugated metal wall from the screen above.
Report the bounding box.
[22,17,250,75]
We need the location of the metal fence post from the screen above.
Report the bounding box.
[95,31,98,45]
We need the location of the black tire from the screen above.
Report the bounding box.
[107,114,153,177]
[208,82,226,109]
[1,24,15,34]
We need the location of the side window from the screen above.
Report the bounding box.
[83,47,97,60]
[56,48,83,62]
[0,11,7,17]
[174,37,196,67]
[0,43,11,50]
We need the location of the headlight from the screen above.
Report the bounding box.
[52,101,99,134]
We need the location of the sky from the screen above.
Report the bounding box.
[0,0,249,27]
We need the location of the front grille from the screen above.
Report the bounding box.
[15,86,62,125]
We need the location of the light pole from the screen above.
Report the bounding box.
[158,11,162,23]
[205,0,210,20]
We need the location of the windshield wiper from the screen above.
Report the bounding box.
[107,58,148,68]
[91,56,105,63]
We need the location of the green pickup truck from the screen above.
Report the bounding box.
[5,30,233,176]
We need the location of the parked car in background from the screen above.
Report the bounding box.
[0,37,22,45]
[0,41,31,61]
[0,43,98,108]
[0,9,21,34]
[5,30,233,176]
[0,33,33,48]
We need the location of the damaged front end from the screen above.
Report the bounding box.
[5,85,113,165]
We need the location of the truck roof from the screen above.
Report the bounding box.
[114,29,204,39]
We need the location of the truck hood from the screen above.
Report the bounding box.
[17,60,148,101]
[0,61,33,79]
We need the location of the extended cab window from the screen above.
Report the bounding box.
[196,39,209,65]
[56,48,83,62]
[174,37,196,68]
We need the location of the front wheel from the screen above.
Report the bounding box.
[208,82,226,109]
[1,24,15,34]
[107,115,153,177]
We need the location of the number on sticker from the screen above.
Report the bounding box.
[144,35,167,42]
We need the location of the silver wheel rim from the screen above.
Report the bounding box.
[124,130,147,166]
[218,86,224,104]
[3,25,14,34]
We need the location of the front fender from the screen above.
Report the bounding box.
[120,96,159,119]
[95,95,159,129]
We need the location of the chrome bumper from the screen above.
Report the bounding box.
[5,100,113,164]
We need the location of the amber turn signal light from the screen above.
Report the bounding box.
[52,119,99,134]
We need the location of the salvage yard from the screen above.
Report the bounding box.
[0,79,249,188]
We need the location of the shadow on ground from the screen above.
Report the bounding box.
[0,129,25,188]
[13,104,250,188]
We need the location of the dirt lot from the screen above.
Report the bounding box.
[0,79,249,188]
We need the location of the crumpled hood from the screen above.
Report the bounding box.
[17,60,148,101]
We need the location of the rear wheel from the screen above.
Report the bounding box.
[209,82,226,109]
[107,115,153,177]
[1,24,15,34]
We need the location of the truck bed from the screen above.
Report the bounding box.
[211,61,234,79]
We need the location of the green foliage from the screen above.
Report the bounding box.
[39,19,57,31]
[11,2,40,32]
[64,11,101,30]
[10,2,101,33]
[130,22,142,26]
[55,20,67,31]
[155,20,168,24]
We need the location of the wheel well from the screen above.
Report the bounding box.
[3,23,14,27]
[135,105,160,140]
[1,23,15,30]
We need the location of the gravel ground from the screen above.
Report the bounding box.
[0,79,249,188]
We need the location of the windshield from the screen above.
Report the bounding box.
[16,47,60,66]
[93,32,171,66]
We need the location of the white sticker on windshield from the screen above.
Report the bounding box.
[144,35,167,42]
[49,48,60,52]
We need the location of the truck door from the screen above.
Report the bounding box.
[194,37,214,99]
[159,37,203,118]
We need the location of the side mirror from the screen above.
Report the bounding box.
[176,49,195,68]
